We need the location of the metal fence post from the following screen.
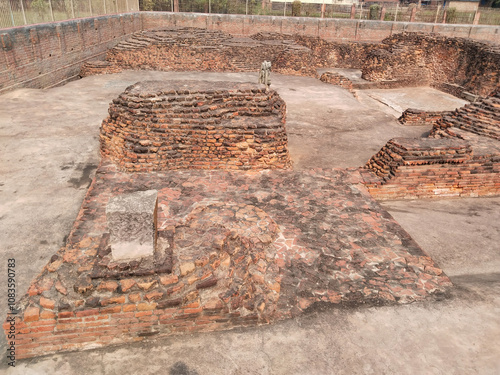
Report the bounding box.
[89,0,93,16]
[434,5,441,23]
[8,0,16,26]
[19,0,27,25]
[70,0,75,18]
[410,6,416,22]
[48,0,55,21]
[473,10,480,25]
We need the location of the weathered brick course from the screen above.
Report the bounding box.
[100,80,291,171]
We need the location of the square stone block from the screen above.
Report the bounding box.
[106,190,158,261]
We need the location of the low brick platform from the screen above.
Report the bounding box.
[362,91,500,199]
[319,72,357,97]
[398,108,452,126]
[100,81,291,171]
[431,90,500,141]
[4,163,451,359]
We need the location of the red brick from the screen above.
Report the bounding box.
[75,309,99,317]
[159,274,178,286]
[145,291,163,302]
[129,293,141,303]
[137,302,157,311]
[100,296,126,306]
[120,279,136,292]
[40,310,56,320]
[24,307,40,322]
[97,281,119,292]
[40,297,56,310]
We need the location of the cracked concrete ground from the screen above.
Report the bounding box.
[1,71,499,374]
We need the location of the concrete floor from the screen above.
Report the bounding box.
[1,71,499,374]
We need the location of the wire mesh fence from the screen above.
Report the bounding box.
[0,0,138,28]
[1,0,499,29]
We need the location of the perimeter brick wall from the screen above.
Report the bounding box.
[1,12,499,94]
[140,12,500,43]
[0,13,142,94]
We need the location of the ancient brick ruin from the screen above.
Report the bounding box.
[362,91,500,199]
[398,108,452,127]
[4,22,499,360]
[100,81,290,171]
[80,28,316,78]
[81,28,500,100]
[319,71,357,97]
[361,33,500,98]
[5,162,452,359]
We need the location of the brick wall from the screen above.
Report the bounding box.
[100,81,291,171]
[1,12,499,95]
[0,13,142,94]
[431,90,500,141]
[140,12,500,44]
[80,27,500,100]
[80,28,320,78]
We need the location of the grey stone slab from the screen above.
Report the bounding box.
[106,189,158,261]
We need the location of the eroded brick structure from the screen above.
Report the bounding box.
[80,28,317,78]
[398,108,452,127]
[81,28,500,100]
[361,32,500,98]
[4,164,452,359]
[362,91,500,199]
[4,22,499,360]
[100,81,291,171]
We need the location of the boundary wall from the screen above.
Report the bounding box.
[142,12,500,43]
[1,11,499,94]
[0,13,142,94]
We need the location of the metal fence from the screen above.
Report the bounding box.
[0,0,139,28]
[1,0,499,29]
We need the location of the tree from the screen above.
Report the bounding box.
[292,0,301,16]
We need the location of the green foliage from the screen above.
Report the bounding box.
[292,0,301,16]
[369,4,380,20]
[139,0,173,11]
[446,7,457,23]
[302,3,317,17]
[142,0,156,11]
[31,0,49,15]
